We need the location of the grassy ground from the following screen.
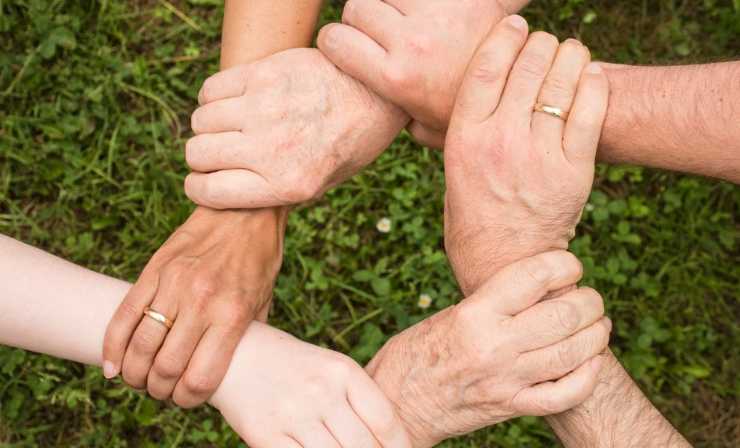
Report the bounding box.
[1,0,738,446]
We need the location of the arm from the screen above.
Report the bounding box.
[546,352,690,447]
[220,0,323,68]
[436,20,689,447]
[598,62,740,183]
[0,234,411,447]
[101,0,323,407]
[319,3,740,184]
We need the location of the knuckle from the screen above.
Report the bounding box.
[541,75,575,103]
[521,256,554,285]
[184,138,200,169]
[382,64,412,90]
[153,353,186,380]
[325,354,357,381]
[406,33,433,57]
[117,300,143,321]
[552,300,580,334]
[579,287,605,316]
[190,276,218,307]
[555,340,576,371]
[182,372,218,397]
[280,174,320,204]
[536,394,564,415]
[130,327,161,355]
[471,51,505,84]
[517,52,551,78]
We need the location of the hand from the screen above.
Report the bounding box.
[184,48,408,209]
[317,0,506,147]
[211,322,412,448]
[443,17,609,294]
[317,1,533,147]
[103,207,286,407]
[367,251,611,447]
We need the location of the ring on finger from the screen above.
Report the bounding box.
[143,307,174,330]
[534,103,569,121]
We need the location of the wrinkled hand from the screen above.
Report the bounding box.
[103,207,286,407]
[318,0,532,147]
[367,251,611,447]
[211,322,412,448]
[184,48,408,209]
[443,17,609,294]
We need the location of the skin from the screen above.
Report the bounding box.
[318,1,740,183]
[185,48,407,209]
[102,0,324,407]
[183,0,535,210]
[0,235,411,448]
[362,19,614,447]
[366,251,611,447]
[442,19,603,295]
[436,17,690,447]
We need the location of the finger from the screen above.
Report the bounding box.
[274,437,304,448]
[563,62,609,169]
[342,0,403,49]
[185,132,260,173]
[184,170,282,210]
[120,294,177,390]
[317,23,388,99]
[517,317,612,383]
[472,251,584,316]
[294,423,342,448]
[531,39,591,146]
[512,354,606,416]
[381,0,418,14]
[508,287,605,351]
[190,96,247,134]
[197,64,251,105]
[146,310,208,401]
[497,31,559,123]
[407,121,445,149]
[451,15,529,123]
[325,402,380,448]
[172,324,244,408]
[348,373,412,448]
[103,269,159,379]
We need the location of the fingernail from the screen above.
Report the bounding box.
[320,24,339,49]
[585,62,603,74]
[103,360,118,379]
[507,15,528,30]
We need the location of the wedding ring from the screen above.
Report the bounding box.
[143,307,174,329]
[534,103,569,121]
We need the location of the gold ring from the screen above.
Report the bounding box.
[534,103,569,121]
[143,307,174,329]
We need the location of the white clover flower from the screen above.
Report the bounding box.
[417,293,433,309]
[376,217,392,233]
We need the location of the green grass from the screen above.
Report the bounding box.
[1,0,738,446]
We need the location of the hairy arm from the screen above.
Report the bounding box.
[546,352,690,447]
[598,62,740,183]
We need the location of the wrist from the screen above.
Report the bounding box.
[545,350,688,447]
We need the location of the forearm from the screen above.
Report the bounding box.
[546,350,690,447]
[0,234,266,408]
[189,1,326,269]
[598,62,740,183]
[221,0,323,68]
